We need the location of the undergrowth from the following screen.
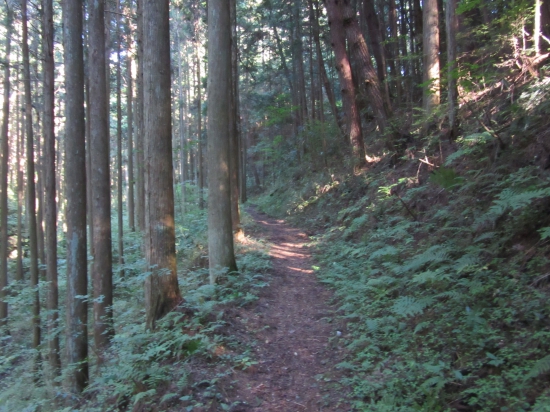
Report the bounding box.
[0,198,271,412]
[253,74,550,411]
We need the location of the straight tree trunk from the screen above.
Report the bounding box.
[22,0,41,367]
[446,0,459,138]
[62,0,89,392]
[127,54,135,232]
[89,0,114,354]
[311,0,344,133]
[136,0,145,231]
[143,0,181,330]
[208,0,238,284]
[42,0,61,374]
[16,77,24,282]
[363,0,387,85]
[116,0,125,275]
[423,0,440,115]
[0,4,13,333]
[196,34,205,211]
[230,0,242,236]
[324,0,366,166]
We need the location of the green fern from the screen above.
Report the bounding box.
[525,355,550,380]
[392,296,434,317]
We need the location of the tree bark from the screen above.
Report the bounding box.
[208,0,238,284]
[89,0,114,354]
[136,0,145,231]
[196,31,205,211]
[143,0,181,330]
[0,4,13,333]
[324,0,366,166]
[22,0,41,369]
[230,0,242,236]
[116,0,125,276]
[42,0,61,374]
[446,0,459,138]
[127,42,135,232]
[63,0,89,392]
[342,0,391,134]
[310,0,343,133]
[423,0,441,115]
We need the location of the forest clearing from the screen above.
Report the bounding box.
[1,0,550,410]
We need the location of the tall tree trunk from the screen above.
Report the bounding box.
[136,0,145,231]
[143,0,181,330]
[230,0,242,236]
[16,74,24,283]
[293,1,309,123]
[89,0,114,353]
[363,0,387,85]
[388,0,401,103]
[176,27,187,213]
[311,0,344,133]
[63,0,88,392]
[342,0,391,134]
[0,4,13,333]
[196,31,205,210]
[22,0,41,369]
[324,0,366,166]
[116,0,125,275]
[127,43,135,232]
[42,0,61,374]
[208,0,238,284]
[423,0,440,115]
[446,0,459,138]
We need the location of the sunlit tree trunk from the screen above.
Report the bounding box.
[423,0,440,115]
[143,0,181,329]
[62,0,89,392]
[42,0,61,374]
[22,0,41,369]
[0,4,13,333]
[208,0,238,284]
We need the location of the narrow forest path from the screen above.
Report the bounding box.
[223,208,350,411]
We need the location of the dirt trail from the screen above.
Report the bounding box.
[226,208,349,411]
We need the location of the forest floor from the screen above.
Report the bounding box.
[216,207,351,411]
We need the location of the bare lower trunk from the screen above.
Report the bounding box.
[22,0,41,370]
[63,0,89,392]
[0,5,13,332]
[43,0,61,374]
[208,0,238,284]
[143,0,181,330]
[89,0,114,354]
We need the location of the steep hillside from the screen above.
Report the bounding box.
[253,75,550,411]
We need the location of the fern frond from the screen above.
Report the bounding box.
[392,296,434,317]
[526,355,550,380]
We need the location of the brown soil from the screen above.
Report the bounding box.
[221,207,351,411]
